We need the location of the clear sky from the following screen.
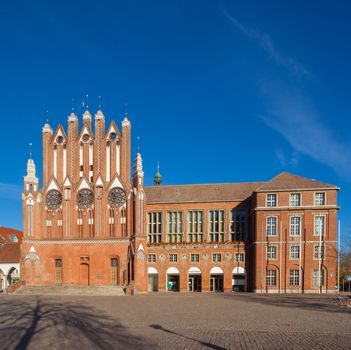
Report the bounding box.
[0,1,350,246]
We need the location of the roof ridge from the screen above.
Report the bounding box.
[145,181,264,189]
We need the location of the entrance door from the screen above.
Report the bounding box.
[210,275,224,292]
[79,263,89,285]
[167,275,180,291]
[188,275,202,292]
[148,274,158,292]
[55,259,62,284]
[111,258,118,285]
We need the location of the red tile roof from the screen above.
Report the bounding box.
[0,227,22,263]
[256,172,338,192]
[145,173,338,204]
[145,182,264,204]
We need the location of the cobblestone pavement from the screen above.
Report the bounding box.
[0,293,350,349]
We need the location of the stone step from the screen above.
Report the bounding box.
[14,285,126,296]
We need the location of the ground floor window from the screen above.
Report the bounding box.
[289,269,299,286]
[266,270,277,286]
[232,274,245,292]
[210,274,224,292]
[313,269,324,286]
[167,275,180,292]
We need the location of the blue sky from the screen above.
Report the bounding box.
[0,0,350,246]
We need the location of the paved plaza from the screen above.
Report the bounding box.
[0,293,350,350]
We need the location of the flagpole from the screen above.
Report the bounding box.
[337,220,340,294]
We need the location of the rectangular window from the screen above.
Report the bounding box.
[267,245,277,260]
[212,253,221,262]
[230,209,248,241]
[289,269,299,286]
[314,192,325,206]
[290,216,301,236]
[266,194,277,207]
[187,210,204,243]
[266,270,277,286]
[314,245,325,259]
[167,211,183,243]
[147,254,156,263]
[290,245,300,259]
[314,216,326,236]
[290,193,301,207]
[209,210,225,242]
[235,253,245,262]
[147,212,163,243]
[190,253,200,262]
[266,217,277,236]
[169,254,178,263]
[313,269,324,286]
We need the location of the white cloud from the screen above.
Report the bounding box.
[222,10,310,77]
[275,148,300,167]
[260,80,351,178]
[0,183,22,200]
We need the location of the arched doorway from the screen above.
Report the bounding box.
[148,267,158,292]
[79,263,89,285]
[111,258,119,285]
[166,267,180,292]
[7,267,19,286]
[210,267,224,292]
[232,266,246,292]
[0,269,4,292]
[188,267,202,292]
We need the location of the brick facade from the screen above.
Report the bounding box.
[21,111,339,294]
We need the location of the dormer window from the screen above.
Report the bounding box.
[314,192,325,206]
[8,234,18,243]
[266,194,277,207]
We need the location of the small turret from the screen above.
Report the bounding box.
[133,152,144,189]
[154,162,162,186]
[24,149,39,193]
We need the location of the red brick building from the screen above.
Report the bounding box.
[21,109,339,293]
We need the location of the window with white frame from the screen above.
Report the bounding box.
[314,192,325,206]
[209,210,225,242]
[169,254,178,263]
[148,212,162,243]
[187,210,204,243]
[290,216,301,236]
[147,254,156,263]
[314,245,325,259]
[290,245,300,259]
[313,269,324,286]
[267,245,277,259]
[289,269,299,286]
[212,253,221,262]
[314,216,326,236]
[266,270,277,286]
[235,253,245,262]
[290,193,301,207]
[190,253,200,262]
[266,194,277,207]
[266,217,277,236]
[230,209,247,241]
[167,211,183,243]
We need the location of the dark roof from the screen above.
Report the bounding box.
[145,182,264,204]
[0,243,20,263]
[256,172,338,192]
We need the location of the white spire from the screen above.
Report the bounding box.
[133,152,144,177]
[68,112,78,122]
[24,158,39,184]
[83,110,92,122]
[95,110,105,120]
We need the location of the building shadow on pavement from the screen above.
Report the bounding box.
[0,297,153,350]
[222,293,351,314]
[149,324,227,350]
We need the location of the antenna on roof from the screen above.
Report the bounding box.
[45,110,49,123]
[137,136,140,153]
[124,102,128,116]
[29,142,33,159]
[85,94,89,110]
[71,98,75,112]
[98,95,102,110]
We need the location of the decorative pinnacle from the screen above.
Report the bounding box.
[71,98,75,112]
[137,136,140,153]
[124,102,128,116]
[157,161,160,173]
[85,94,89,110]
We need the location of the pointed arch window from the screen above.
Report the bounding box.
[77,209,83,238]
[57,209,63,238]
[109,208,115,237]
[47,210,52,238]
[121,208,126,237]
[88,209,94,237]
